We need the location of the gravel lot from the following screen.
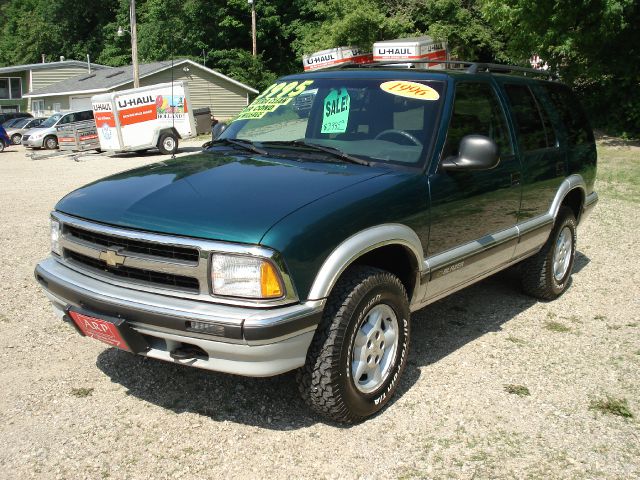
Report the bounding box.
[0,140,638,479]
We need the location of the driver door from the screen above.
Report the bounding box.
[425,80,522,299]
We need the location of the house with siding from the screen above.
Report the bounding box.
[23,59,258,120]
[0,60,110,114]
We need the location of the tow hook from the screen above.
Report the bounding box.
[169,345,207,361]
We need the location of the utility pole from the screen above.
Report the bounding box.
[248,0,257,57]
[130,0,140,88]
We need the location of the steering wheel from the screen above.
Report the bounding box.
[374,129,422,146]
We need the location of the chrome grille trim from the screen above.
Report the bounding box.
[52,211,299,307]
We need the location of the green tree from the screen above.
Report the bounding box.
[481,0,640,135]
[293,0,414,56]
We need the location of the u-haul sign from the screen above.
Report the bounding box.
[303,47,373,71]
[373,37,449,69]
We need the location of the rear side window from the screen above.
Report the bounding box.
[504,84,554,151]
[79,110,94,121]
[542,84,593,146]
[443,82,513,159]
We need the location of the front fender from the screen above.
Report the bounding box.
[307,224,425,301]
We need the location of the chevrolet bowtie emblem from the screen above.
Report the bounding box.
[99,249,126,267]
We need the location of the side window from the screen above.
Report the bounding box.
[58,115,70,125]
[443,82,513,159]
[80,110,94,121]
[504,83,554,151]
[542,84,594,146]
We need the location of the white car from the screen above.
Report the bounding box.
[22,110,94,149]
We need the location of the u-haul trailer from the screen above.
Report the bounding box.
[91,81,196,155]
[302,47,373,71]
[373,36,449,69]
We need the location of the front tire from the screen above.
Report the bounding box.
[11,134,21,145]
[44,136,58,150]
[297,266,410,423]
[521,206,577,300]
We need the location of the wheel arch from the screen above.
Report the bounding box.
[306,224,424,304]
[550,174,586,224]
[158,127,181,140]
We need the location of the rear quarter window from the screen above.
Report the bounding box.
[542,84,594,146]
[504,83,555,151]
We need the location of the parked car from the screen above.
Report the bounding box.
[35,63,597,423]
[5,117,46,145]
[22,110,94,149]
[0,111,32,125]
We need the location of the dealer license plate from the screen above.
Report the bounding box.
[68,310,132,351]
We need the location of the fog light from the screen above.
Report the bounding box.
[186,321,225,336]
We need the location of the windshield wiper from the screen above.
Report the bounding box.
[261,140,370,166]
[208,138,270,156]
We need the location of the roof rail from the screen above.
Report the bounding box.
[343,59,556,79]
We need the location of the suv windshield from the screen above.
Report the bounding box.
[40,114,63,128]
[220,78,444,166]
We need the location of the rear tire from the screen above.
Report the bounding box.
[0,140,5,152]
[521,206,577,300]
[157,133,178,155]
[297,266,410,423]
[11,134,21,145]
[44,136,58,150]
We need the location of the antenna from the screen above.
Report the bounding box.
[170,36,176,159]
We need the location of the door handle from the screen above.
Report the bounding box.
[511,172,521,186]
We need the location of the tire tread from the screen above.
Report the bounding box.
[297,266,408,423]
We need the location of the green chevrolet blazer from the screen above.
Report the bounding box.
[35,63,597,423]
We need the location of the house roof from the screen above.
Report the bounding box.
[23,59,258,97]
[0,60,110,76]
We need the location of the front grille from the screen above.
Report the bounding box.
[66,225,199,263]
[66,250,200,292]
[22,135,30,141]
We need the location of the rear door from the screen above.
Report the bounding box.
[426,79,521,299]
[497,81,564,257]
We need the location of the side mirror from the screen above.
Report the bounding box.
[212,122,227,140]
[441,135,500,171]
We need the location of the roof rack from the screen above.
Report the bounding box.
[345,59,557,79]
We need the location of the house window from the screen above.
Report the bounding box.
[32,100,45,114]
[52,103,61,112]
[0,77,23,99]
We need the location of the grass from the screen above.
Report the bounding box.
[70,387,94,398]
[596,142,640,203]
[544,321,571,333]
[589,396,634,418]
[594,314,607,321]
[504,384,531,397]
[506,335,526,345]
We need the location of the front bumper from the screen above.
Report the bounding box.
[35,257,323,376]
[22,136,45,148]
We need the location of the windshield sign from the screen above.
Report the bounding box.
[221,78,444,166]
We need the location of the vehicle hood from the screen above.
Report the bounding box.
[23,126,55,136]
[55,150,389,244]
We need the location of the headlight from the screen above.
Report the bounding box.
[32,132,44,139]
[211,254,283,299]
[51,217,61,255]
